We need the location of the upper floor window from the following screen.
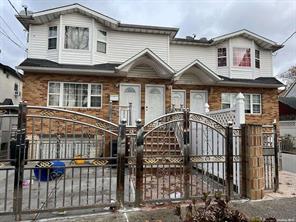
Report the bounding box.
[48,82,102,108]
[255,49,260,68]
[48,26,57,50]
[64,26,89,50]
[221,93,261,114]
[97,30,107,53]
[233,48,251,67]
[217,48,227,67]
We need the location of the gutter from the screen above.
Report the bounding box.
[216,80,283,88]
[16,66,121,76]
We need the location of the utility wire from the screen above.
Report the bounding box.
[7,0,21,17]
[281,31,296,45]
[0,28,25,50]
[0,15,26,47]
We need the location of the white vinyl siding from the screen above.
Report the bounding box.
[47,82,102,108]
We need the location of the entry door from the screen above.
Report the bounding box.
[190,91,207,113]
[172,90,186,110]
[145,85,165,123]
[120,84,141,126]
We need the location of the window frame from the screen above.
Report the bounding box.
[48,26,57,50]
[47,81,103,108]
[233,47,251,68]
[217,47,227,67]
[255,49,260,69]
[97,30,107,53]
[64,26,90,50]
[221,93,262,114]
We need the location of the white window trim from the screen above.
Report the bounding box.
[97,29,107,53]
[255,49,260,69]
[48,26,58,50]
[63,25,91,51]
[221,93,261,114]
[217,47,227,67]
[232,47,252,68]
[47,81,103,109]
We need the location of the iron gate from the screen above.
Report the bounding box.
[132,110,241,205]
[0,103,124,220]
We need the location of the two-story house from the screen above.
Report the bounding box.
[16,3,283,126]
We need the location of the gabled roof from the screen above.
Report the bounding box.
[116,48,175,78]
[212,29,283,52]
[0,63,23,80]
[174,59,222,82]
[17,3,178,38]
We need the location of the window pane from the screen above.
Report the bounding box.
[253,94,261,104]
[97,30,107,42]
[48,95,59,106]
[244,94,251,113]
[91,85,101,95]
[48,38,57,49]
[97,41,106,53]
[222,93,230,103]
[49,82,60,93]
[218,57,226,67]
[255,59,260,68]
[222,104,230,109]
[253,104,261,113]
[233,48,251,67]
[218,48,226,57]
[63,83,88,107]
[64,26,89,50]
[49,26,57,37]
[91,96,101,107]
[255,50,260,59]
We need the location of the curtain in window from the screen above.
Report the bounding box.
[64,26,89,50]
[233,48,251,67]
[63,83,88,107]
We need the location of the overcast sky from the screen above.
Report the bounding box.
[0,0,295,76]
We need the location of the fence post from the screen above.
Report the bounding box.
[13,102,27,221]
[116,119,126,208]
[183,109,190,199]
[235,93,245,127]
[273,122,279,192]
[135,119,143,206]
[225,121,234,201]
[241,124,264,200]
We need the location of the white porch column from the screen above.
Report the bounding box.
[235,93,245,126]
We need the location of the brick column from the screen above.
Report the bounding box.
[241,124,264,200]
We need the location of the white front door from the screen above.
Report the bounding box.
[190,91,207,113]
[120,84,141,126]
[145,85,165,123]
[172,90,186,110]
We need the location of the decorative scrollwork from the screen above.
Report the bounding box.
[92,159,109,166]
[40,110,55,117]
[144,113,183,131]
[191,155,225,163]
[166,157,183,163]
[128,158,136,165]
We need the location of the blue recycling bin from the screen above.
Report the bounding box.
[34,160,65,181]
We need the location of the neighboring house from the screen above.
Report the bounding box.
[0,63,23,105]
[16,3,283,126]
[279,80,296,137]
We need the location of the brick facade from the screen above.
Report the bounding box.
[23,72,279,125]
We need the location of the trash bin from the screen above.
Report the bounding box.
[34,160,65,182]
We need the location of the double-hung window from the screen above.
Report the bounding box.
[97,30,107,53]
[221,93,261,114]
[255,49,260,68]
[48,26,57,49]
[64,26,89,50]
[48,82,102,108]
[217,48,227,67]
[233,48,251,67]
